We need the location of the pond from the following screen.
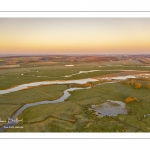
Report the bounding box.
[91,100,127,117]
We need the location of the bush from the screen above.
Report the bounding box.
[126,79,136,85]
[134,82,142,89]
[130,79,136,85]
[146,83,150,89]
[125,97,137,103]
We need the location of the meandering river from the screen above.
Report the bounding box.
[0,87,85,132]
[0,78,97,95]
[0,74,144,132]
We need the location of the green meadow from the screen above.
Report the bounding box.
[0,84,67,128]
[0,61,150,132]
[0,61,150,90]
[6,82,150,132]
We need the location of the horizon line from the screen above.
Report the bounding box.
[1,53,150,56]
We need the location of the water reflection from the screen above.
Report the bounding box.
[91,100,127,117]
[0,78,97,95]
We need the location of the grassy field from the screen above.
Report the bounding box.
[0,104,22,128]
[0,61,150,90]
[0,84,68,104]
[0,84,67,128]
[6,81,150,132]
[1,61,150,132]
[0,63,122,90]
[99,59,144,65]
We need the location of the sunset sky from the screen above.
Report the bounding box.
[0,18,150,54]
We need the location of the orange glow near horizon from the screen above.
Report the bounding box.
[0,18,150,54]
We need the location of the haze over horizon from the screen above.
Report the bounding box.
[0,18,150,55]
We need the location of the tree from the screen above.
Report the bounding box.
[125,97,137,103]
[146,83,150,89]
[134,82,142,89]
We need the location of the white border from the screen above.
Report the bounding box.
[0,12,150,138]
[0,0,150,11]
[0,133,150,138]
